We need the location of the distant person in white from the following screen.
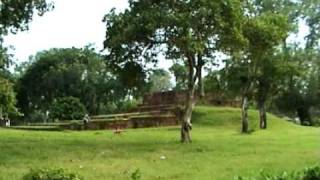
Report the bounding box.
[5,116,10,127]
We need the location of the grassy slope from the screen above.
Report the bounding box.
[0,106,319,180]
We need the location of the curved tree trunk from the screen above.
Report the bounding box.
[181,88,194,143]
[241,95,249,133]
[181,55,198,143]
[258,100,267,129]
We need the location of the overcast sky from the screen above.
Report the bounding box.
[3,0,128,62]
[3,0,309,70]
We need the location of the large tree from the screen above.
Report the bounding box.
[0,0,52,118]
[16,47,121,119]
[103,0,246,143]
[234,0,291,132]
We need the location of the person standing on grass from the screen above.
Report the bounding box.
[83,114,90,130]
[4,116,10,127]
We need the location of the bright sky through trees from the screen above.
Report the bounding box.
[3,0,309,68]
[3,0,128,62]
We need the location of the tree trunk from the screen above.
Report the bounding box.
[197,66,205,100]
[241,95,249,133]
[181,55,197,143]
[181,88,194,143]
[297,107,312,126]
[197,55,205,100]
[258,100,267,129]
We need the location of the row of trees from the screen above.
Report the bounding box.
[103,0,320,142]
[1,0,320,143]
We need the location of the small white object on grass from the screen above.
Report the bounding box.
[160,155,166,160]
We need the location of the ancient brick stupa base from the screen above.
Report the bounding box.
[60,90,240,131]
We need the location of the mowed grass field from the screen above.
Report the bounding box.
[0,106,319,180]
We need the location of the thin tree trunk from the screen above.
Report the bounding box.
[197,55,205,100]
[181,55,196,143]
[241,95,249,133]
[197,65,205,100]
[258,100,267,129]
[181,88,194,143]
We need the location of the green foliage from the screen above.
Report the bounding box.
[303,166,320,180]
[116,61,149,97]
[274,49,320,124]
[131,169,142,180]
[235,166,320,180]
[117,99,140,113]
[244,13,290,54]
[28,110,48,123]
[0,0,53,36]
[0,0,53,70]
[148,69,172,93]
[49,97,86,121]
[104,0,247,64]
[23,168,82,180]
[169,63,188,90]
[16,47,126,117]
[301,0,320,49]
[0,77,18,117]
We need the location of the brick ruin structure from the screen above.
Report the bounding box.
[59,90,241,131]
[142,90,241,108]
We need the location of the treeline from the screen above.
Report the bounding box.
[0,0,320,142]
[2,46,177,122]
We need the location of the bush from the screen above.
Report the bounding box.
[49,97,87,121]
[303,166,320,180]
[29,110,48,123]
[131,168,141,180]
[23,168,82,180]
[119,99,140,112]
[235,166,320,180]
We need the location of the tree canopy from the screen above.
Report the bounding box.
[104,0,247,142]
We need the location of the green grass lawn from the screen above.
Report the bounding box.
[0,106,319,180]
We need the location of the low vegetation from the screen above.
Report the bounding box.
[0,106,318,179]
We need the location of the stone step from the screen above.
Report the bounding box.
[130,105,180,112]
[60,115,179,130]
[91,110,163,119]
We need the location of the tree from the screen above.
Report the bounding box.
[0,0,53,69]
[103,0,246,143]
[0,0,52,119]
[116,61,149,98]
[169,63,188,91]
[148,69,172,93]
[301,0,320,49]
[275,49,320,125]
[0,77,17,118]
[16,47,120,119]
[234,3,291,132]
[49,97,87,121]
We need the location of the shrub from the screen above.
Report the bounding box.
[235,171,300,180]
[131,168,141,180]
[29,110,48,122]
[302,166,320,180]
[49,97,86,121]
[235,166,320,180]
[23,168,82,180]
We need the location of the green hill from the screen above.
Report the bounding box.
[0,106,319,179]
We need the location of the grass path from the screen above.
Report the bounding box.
[0,106,319,179]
